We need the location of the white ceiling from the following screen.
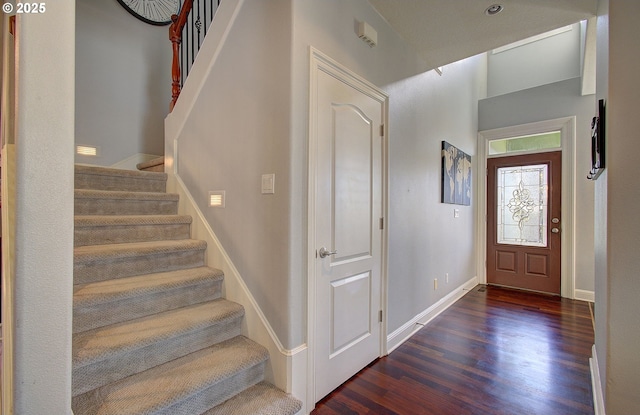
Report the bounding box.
[368,0,598,69]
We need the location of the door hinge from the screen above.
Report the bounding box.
[380,124,385,136]
[379,310,383,323]
[379,217,384,230]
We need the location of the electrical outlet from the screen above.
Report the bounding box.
[446,273,449,284]
[434,278,438,290]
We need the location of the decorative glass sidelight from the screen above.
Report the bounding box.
[497,164,548,247]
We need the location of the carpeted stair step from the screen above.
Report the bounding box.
[73,266,224,333]
[75,189,179,216]
[72,300,245,396]
[74,214,192,246]
[202,381,302,415]
[72,335,268,415]
[74,239,206,284]
[136,156,165,172]
[75,164,167,192]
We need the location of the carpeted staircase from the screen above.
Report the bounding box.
[72,164,301,415]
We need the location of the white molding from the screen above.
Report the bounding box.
[574,289,595,302]
[307,47,389,409]
[590,345,606,415]
[165,171,305,395]
[110,153,161,171]
[387,276,478,353]
[477,117,576,299]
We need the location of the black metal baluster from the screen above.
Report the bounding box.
[203,0,208,38]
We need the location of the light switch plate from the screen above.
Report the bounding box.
[454,209,460,218]
[262,174,275,194]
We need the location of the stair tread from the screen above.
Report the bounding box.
[72,336,267,415]
[202,381,302,415]
[74,266,223,307]
[75,164,167,181]
[75,214,192,227]
[75,189,178,201]
[74,239,207,262]
[73,300,244,367]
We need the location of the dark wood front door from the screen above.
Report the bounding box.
[487,151,562,294]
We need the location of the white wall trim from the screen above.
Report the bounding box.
[574,289,595,302]
[590,344,606,415]
[387,276,478,353]
[477,117,576,299]
[165,171,306,397]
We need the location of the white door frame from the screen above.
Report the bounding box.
[306,47,389,406]
[477,117,576,299]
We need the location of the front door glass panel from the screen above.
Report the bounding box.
[497,164,548,247]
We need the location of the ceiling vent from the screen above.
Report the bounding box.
[358,21,377,47]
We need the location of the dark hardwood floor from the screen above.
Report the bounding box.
[312,285,594,415]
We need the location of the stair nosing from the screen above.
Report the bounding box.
[75,189,178,201]
[73,300,245,368]
[75,164,167,181]
[73,336,268,415]
[74,239,207,263]
[74,214,192,227]
[201,381,302,415]
[73,266,223,307]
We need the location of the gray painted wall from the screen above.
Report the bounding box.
[176,0,297,347]
[384,60,486,333]
[175,0,486,348]
[478,77,596,293]
[595,0,640,413]
[292,0,485,341]
[488,23,581,97]
[75,0,170,166]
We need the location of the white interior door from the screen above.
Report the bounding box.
[311,52,386,402]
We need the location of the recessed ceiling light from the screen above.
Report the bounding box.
[485,4,504,15]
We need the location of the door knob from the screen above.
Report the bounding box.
[551,228,560,234]
[552,218,560,224]
[319,247,338,258]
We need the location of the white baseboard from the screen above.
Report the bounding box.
[166,172,308,407]
[575,289,595,302]
[110,153,162,171]
[590,344,606,415]
[387,276,478,353]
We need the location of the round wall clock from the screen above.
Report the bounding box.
[116,0,181,26]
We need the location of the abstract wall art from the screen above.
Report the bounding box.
[441,141,471,206]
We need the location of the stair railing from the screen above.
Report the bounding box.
[170,0,220,111]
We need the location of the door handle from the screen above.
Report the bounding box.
[318,247,338,258]
[551,228,560,234]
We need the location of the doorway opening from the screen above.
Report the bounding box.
[477,117,576,299]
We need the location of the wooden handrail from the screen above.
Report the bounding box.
[169,0,194,112]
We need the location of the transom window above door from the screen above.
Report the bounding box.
[489,131,561,156]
